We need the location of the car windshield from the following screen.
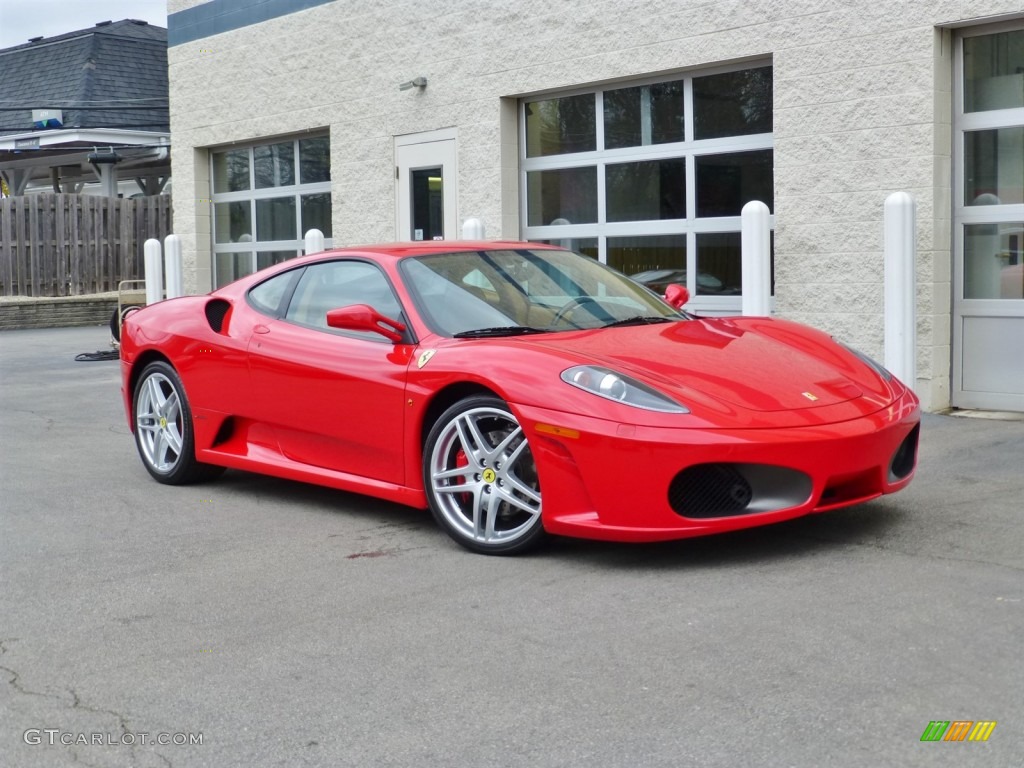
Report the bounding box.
[401,248,684,337]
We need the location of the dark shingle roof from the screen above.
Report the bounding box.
[0,20,168,135]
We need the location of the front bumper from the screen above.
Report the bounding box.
[516,390,920,542]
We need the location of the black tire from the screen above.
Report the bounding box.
[423,395,546,555]
[132,361,224,485]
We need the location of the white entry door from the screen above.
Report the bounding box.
[395,129,457,242]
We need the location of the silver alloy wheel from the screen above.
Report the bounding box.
[135,371,184,473]
[429,405,542,547]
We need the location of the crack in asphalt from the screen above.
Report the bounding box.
[2,638,173,768]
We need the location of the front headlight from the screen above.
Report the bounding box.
[561,365,689,413]
[837,341,893,381]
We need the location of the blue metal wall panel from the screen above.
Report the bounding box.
[168,0,335,46]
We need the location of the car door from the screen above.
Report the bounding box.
[246,259,411,484]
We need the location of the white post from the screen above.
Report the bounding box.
[741,200,771,316]
[144,238,163,305]
[462,217,485,240]
[163,234,183,299]
[884,191,916,389]
[304,228,325,255]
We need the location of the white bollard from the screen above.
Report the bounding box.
[884,191,916,389]
[462,217,485,240]
[741,200,771,316]
[144,238,163,305]
[163,234,183,299]
[304,228,325,255]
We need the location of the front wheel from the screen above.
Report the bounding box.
[133,361,224,485]
[424,396,545,555]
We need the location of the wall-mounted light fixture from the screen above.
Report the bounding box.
[398,76,428,91]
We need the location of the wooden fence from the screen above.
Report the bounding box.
[0,194,173,297]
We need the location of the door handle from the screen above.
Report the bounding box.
[254,324,270,334]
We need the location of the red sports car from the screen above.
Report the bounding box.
[120,241,919,554]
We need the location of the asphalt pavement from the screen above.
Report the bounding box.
[1,325,1022,768]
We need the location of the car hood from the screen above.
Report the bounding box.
[523,317,871,413]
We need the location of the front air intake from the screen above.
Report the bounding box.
[669,464,753,518]
[668,463,813,519]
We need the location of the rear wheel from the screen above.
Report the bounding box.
[424,396,545,555]
[133,361,224,484]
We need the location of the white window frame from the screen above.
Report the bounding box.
[519,61,774,314]
[210,135,332,287]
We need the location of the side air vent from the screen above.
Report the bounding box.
[205,299,232,333]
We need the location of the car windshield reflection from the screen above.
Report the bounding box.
[401,248,684,337]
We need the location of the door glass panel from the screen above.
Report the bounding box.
[963,30,1024,112]
[964,222,1024,299]
[964,128,1024,205]
[607,234,686,279]
[603,80,685,149]
[526,167,598,225]
[695,232,744,296]
[215,252,253,285]
[255,197,297,241]
[254,142,295,188]
[525,94,596,157]
[606,159,686,222]
[212,148,250,192]
[301,193,332,237]
[696,150,774,217]
[693,67,773,140]
[214,201,252,243]
[411,167,444,240]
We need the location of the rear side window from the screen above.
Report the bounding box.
[248,270,300,316]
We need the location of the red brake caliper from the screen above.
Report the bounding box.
[455,449,471,507]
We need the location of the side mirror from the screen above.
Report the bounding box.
[664,283,690,310]
[325,304,407,343]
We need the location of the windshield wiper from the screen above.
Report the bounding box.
[453,325,551,338]
[602,315,675,328]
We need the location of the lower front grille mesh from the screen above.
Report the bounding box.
[669,463,753,518]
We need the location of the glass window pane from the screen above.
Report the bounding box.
[254,142,296,188]
[249,269,296,313]
[603,80,685,149]
[215,252,253,286]
[301,193,332,238]
[606,159,686,222]
[214,201,252,243]
[964,128,1024,205]
[964,223,1024,299]
[531,237,599,260]
[607,235,686,279]
[257,251,299,271]
[695,232,743,295]
[299,137,331,183]
[696,149,773,217]
[256,197,297,241]
[212,148,250,193]
[693,66,773,140]
[525,94,596,157]
[411,168,444,241]
[964,30,1024,112]
[526,167,598,225]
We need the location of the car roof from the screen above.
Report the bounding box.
[319,240,561,261]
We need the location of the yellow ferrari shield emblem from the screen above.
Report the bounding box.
[482,468,497,484]
[802,391,818,401]
[417,349,436,369]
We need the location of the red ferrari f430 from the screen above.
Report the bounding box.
[120,242,919,554]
